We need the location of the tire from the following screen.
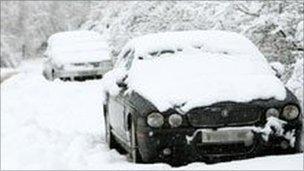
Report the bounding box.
[293,125,303,153]
[104,104,116,149]
[128,116,142,163]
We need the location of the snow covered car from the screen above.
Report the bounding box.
[101,31,303,165]
[42,31,112,81]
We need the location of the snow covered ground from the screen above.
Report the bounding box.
[1,60,303,170]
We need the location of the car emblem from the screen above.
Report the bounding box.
[221,109,229,117]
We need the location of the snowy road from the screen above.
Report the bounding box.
[1,61,303,170]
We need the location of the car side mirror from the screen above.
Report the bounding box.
[117,81,128,89]
[270,62,285,79]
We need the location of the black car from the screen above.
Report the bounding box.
[102,31,302,166]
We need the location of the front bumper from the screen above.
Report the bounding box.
[56,68,110,78]
[136,117,302,165]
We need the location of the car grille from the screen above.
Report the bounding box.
[187,103,263,127]
[89,62,101,67]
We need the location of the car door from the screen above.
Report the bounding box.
[108,94,128,141]
[108,49,134,143]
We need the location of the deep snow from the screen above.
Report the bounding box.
[1,60,303,170]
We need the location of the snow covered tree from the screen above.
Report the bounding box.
[82,1,303,64]
[1,1,303,69]
[1,1,90,67]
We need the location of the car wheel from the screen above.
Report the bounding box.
[293,126,303,153]
[104,105,116,149]
[128,116,142,163]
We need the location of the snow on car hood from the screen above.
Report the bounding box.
[124,49,287,113]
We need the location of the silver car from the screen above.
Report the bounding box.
[42,31,113,81]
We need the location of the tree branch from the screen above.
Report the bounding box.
[235,4,260,17]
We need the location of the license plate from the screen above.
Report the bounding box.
[201,129,254,144]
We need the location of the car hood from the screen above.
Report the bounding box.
[125,51,287,113]
[125,88,299,118]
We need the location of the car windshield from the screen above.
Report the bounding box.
[146,45,233,59]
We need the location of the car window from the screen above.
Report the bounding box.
[123,49,131,59]
[125,51,135,70]
[115,49,131,68]
[149,51,158,56]
[160,50,175,55]
[149,49,175,57]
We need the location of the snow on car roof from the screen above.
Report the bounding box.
[48,31,105,45]
[119,30,264,60]
[46,31,110,64]
[104,30,287,113]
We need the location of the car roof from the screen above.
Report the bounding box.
[119,30,263,60]
[48,30,103,45]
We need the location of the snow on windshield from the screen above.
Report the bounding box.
[104,30,287,112]
[46,31,110,64]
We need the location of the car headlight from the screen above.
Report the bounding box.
[168,114,183,127]
[282,105,299,120]
[265,108,280,118]
[147,112,164,128]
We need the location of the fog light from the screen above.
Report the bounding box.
[168,114,183,127]
[163,148,171,156]
[280,140,289,149]
[265,108,280,118]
